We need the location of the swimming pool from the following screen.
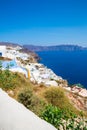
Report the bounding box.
[0,59,28,78]
[1,60,18,69]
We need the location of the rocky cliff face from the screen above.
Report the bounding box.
[67,92,87,111]
[19,48,40,62]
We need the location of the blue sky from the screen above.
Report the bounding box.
[0,0,87,46]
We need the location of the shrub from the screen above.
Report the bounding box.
[41,105,87,130]
[18,88,33,108]
[74,83,84,88]
[43,87,78,118]
[0,68,17,90]
[44,87,70,108]
[44,87,65,105]
[18,88,46,115]
[66,119,87,130]
[41,104,63,128]
[0,61,29,90]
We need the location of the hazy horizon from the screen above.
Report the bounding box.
[0,41,87,48]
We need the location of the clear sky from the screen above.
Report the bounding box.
[0,0,87,46]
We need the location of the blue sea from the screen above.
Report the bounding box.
[37,51,87,89]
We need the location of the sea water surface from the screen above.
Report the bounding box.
[37,51,87,89]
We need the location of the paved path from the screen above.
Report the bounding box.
[0,89,57,130]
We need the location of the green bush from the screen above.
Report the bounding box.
[66,119,87,130]
[44,87,71,108]
[41,104,63,128]
[18,88,33,108]
[0,64,17,90]
[43,87,79,118]
[41,105,87,130]
[74,83,84,88]
[18,88,46,115]
[44,87,66,107]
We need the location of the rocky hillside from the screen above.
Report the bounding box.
[19,48,40,62]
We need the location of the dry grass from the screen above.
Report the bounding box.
[1,72,86,117]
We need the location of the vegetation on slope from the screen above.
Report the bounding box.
[0,63,87,129]
[18,88,46,115]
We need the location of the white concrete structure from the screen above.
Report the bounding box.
[44,80,58,87]
[9,67,28,78]
[25,63,63,86]
[0,45,6,57]
[0,89,57,130]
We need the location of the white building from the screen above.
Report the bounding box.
[0,46,6,57]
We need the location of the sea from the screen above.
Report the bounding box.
[37,50,87,89]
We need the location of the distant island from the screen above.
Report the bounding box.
[23,44,87,52]
[0,42,87,52]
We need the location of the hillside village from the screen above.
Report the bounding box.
[0,45,87,98]
[0,45,66,87]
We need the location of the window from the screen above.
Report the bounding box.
[0,52,2,57]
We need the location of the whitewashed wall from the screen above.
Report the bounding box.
[0,46,6,57]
